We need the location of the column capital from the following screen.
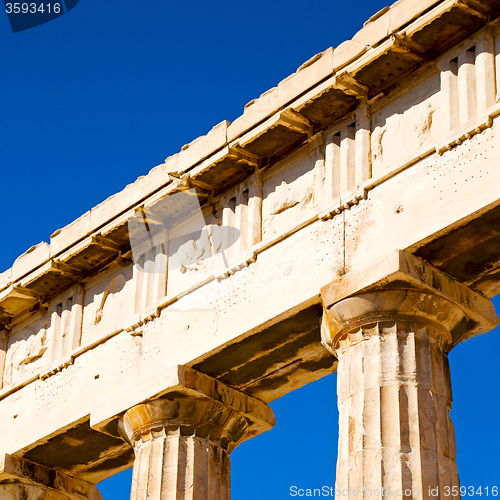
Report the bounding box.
[323,288,467,357]
[118,393,267,454]
[0,454,102,500]
[114,367,275,500]
[320,250,498,354]
[92,364,275,442]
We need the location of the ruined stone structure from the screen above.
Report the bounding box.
[2,0,500,497]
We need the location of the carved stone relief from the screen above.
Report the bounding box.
[262,147,319,238]
[176,226,215,275]
[3,318,50,389]
[94,273,127,325]
[1,284,86,390]
[82,265,134,346]
[164,191,261,299]
[371,72,443,178]
[167,223,227,298]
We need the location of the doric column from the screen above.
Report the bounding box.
[321,251,498,499]
[116,368,275,500]
[0,454,102,500]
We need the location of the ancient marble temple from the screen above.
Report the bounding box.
[2,0,500,498]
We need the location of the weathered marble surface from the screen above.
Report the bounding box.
[0,1,500,498]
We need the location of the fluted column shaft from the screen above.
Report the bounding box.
[322,288,468,500]
[129,426,230,500]
[336,319,457,498]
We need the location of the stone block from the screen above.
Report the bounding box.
[132,163,171,206]
[177,121,229,174]
[352,7,390,47]
[276,48,334,109]
[333,40,369,71]
[389,0,441,35]
[50,211,91,258]
[229,49,335,144]
[0,454,103,500]
[90,157,177,235]
[227,88,279,143]
[321,250,499,344]
[162,152,180,175]
[91,365,275,435]
[90,184,134,234]
[0,268,12,291]
[11,242,50,283]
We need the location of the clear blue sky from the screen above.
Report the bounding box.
[1,1,499,498]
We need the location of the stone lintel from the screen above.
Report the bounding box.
[0,454,102,500]
[320,250,499,346]
[90,365,275,445]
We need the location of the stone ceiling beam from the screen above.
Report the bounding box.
[0,454,102,500]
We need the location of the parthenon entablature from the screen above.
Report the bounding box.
[2,0,500,497]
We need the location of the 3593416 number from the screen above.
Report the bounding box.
[443,486,499,496]
[5,3,61,14]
